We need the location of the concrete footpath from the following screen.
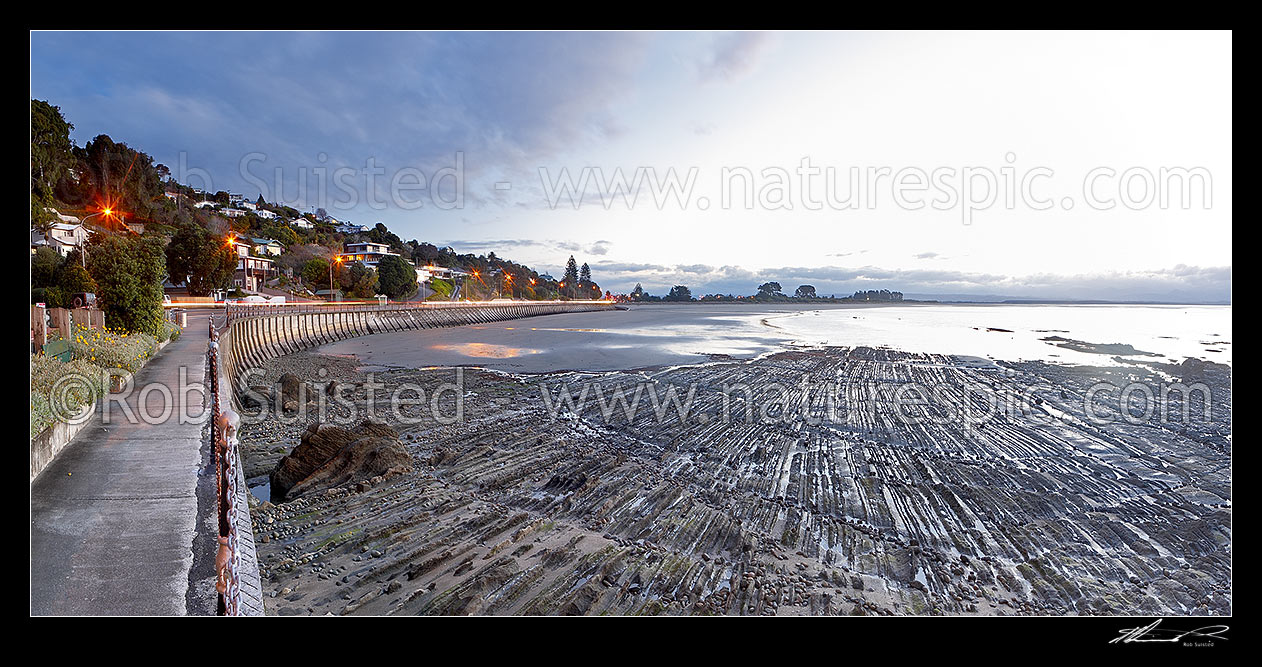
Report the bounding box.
[31,312,220,615]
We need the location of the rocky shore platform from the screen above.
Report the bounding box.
[239,347,1231,616]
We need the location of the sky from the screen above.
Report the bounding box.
[30,31,1232,301]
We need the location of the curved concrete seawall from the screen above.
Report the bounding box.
[218,300,614,395]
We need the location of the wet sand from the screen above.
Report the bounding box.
[314,303,891,373]
[242,343,1231,616]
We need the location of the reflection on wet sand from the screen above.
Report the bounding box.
[431,342,541,359]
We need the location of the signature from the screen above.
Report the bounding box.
[1111,619,1230,644]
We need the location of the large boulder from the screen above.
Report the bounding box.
[276,373,311,413]
[270,419,412,500]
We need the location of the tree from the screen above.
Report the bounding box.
[55,256,97,296]
[86,233,167,336]
[666,285,693,302]
[300,258,330,286]
[413,242,441,264]
[76,134,165,225]
[337,262,377,299]
[31,247,63,287]
[757,282,784,299]
[166,224,238,296]
[794,284,817,299]
[579,262,591,284]
[376,255,418,299]
[31,100,75,227]
[562,255,580,298]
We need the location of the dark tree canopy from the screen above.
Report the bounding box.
[31,99,75,226]
[86,233,167,337]
[75,134,165,224]
[165,223,237,296]
[376,255,418,299]
[666,285,693,301]
[757,282,783,297]
[794,284,817,299]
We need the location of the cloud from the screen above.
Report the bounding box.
[438,238,612,258]
[698,31,773,82]
[913,252,941,260]
[31,32,653,216]
[583,262,1231,303]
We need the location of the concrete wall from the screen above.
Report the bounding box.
[30,404,94,482]
[218,301,614,397]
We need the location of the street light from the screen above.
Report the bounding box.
[329,255,342,302]
[75,208,118,267]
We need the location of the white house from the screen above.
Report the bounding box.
[335,222,369,234]
[241,201,258,211]
[251,237,284,257]
[231,239,275,291]
[194,200,217,209]
[338,241,400,267]
[222,208,246,218]
[417,265,468,281]
[291,217,314,230]
[32,223,88,257]
[255,209,277,220]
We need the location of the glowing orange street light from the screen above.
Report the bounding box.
[330,255,343,302]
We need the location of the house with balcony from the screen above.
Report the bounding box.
[231,239,276,291]
[222,208,246,218]
[31,223,88,257]
[334,222,369,234]
[416,264,469,281]
[337,241,400,267]
[251,238,284,257]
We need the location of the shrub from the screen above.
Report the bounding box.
[30,355,107,438]
[163,319,182,343]
[51,323,158,373]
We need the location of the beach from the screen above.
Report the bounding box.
[239,304,1231,616]
[313,302,1233,374]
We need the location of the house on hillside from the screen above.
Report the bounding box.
[194,200,217,209]
[334,222,369,234]
[231,239,276,291]
[222,208,246,218]
[291,217,314,230]
[31,223,87,257]
[338,241,400,267]
[255,209,277,220]
[241,201,257,211]
[251,237,284,257]
[416,264,468,281]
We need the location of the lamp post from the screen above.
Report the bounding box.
[75,208,115,267]
[329,254,342,302]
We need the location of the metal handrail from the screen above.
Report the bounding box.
[207,320,243,615]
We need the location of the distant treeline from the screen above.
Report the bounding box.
[622,283,908,303]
